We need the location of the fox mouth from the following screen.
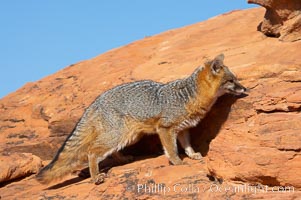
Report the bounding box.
[228,88,248,96]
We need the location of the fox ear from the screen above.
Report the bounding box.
[215,54,224,62]
[210,54,224,75]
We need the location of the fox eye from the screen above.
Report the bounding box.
[229,80,234,83]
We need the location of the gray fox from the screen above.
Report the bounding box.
[36,54,247,185]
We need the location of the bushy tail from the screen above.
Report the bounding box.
[36,113,98,184]
[36,147,76,185]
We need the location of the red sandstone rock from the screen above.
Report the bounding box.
[0,153,42,184]
[248,0,301,41]
[0,7,301,199]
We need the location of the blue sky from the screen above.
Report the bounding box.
[0,1,257,98]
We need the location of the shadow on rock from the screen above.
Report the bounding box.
[46,176,85,190]
[190,94,243,156]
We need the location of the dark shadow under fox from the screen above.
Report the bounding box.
[36,54,248,185]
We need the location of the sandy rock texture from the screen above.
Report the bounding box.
[0,7,301,199]
[0,153,42,184]
[248,0,301,41]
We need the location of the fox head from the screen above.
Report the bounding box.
[205,54,247,96]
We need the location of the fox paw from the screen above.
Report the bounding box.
[188,152,203,160]
[170,158,184,165]
[91,173,106,185]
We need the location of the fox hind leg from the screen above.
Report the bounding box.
[87,130,125,184]
[88,151,107,184]
[88,145,118,185]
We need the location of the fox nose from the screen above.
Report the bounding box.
[236,85,249,94]
[236,87,249,95]
[238,83,248,93]
[243,87,250,93]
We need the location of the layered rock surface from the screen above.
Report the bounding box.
[248,0,301,41]
[1,7,301,199]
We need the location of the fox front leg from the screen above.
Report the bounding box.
[158,127,183,165]
[178,130,203,160]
